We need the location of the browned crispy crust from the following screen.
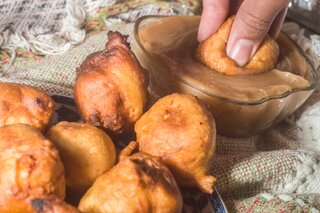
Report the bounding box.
[79,152,182,213]
[1,195,81,213]
[135,93,216,193]
[196,16,279,75]
[29,195,81,213]
[73,31,149,135]
[0,124,65,212]
[0,83,55,131]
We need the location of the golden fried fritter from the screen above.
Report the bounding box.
[74,31,149,135]
[1,195,81,213]
[196,16,279,75]
[78,150,182,213]
[135,93,216,193]
[47,122,116,194]
[0,82,55,131]
[0,124,65,212]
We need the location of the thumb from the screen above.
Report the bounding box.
[226,0,290,66]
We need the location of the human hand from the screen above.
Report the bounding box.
[198,0,290,66]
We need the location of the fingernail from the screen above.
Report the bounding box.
[228,39,254,66]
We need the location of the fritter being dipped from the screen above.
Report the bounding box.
[47,122,116,194]
[0,82,55,131]
[1,195,81,213]
[196,16,279,75]
[0,124,65,212]
[74,31,149,135]
[78,147,182,213]
[135,93,216,193]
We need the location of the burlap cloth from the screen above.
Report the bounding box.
[1,0,320,212]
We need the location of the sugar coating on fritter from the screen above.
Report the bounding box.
[0,124,65,212]
[47,121,116,194]
[79,152,182,213]
[196,16,279,75]
[0,82,55,131]
[135,93,216,193]
[74,31,149,135]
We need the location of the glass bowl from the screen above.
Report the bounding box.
[132,15,319,137]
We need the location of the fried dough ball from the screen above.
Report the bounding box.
[135,93,216,193]
[74,31,149,135]
[0,82,55,131]
[46,122,116,194]
[78,149,182,213]
[196,16,279,75]
[1,195,81,213]
[0,124,65,212]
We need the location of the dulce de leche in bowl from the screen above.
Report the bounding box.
[132,15,318,137]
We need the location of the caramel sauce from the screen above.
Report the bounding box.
[139,16,310,102]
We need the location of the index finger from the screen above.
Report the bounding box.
[198,0,229,42]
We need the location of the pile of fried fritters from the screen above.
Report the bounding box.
[0,32,217,213]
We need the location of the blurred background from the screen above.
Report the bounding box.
[288,0,320,34]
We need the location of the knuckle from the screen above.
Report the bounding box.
[239,11,272,33]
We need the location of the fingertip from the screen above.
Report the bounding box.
[197,27,212,42]
[197,18,222,42]
[197,33,206,43]
[227,39,255,66]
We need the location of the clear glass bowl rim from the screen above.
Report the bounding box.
[134,15,319,106]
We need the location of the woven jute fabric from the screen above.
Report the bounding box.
[0,0,320,212]
[0,0,66,33]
